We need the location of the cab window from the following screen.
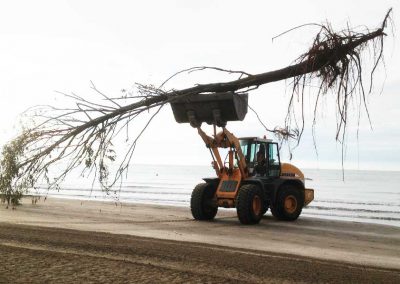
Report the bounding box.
[268,143,280,177]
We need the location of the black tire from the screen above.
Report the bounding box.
[236,184,264,225]
[270,206,280,219]
[190,183,218,220]
[271,184,304,221]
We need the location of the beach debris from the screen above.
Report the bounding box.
[0,9,393,206]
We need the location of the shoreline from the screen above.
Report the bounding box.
[20,193,400,228]
[1,197,400,272]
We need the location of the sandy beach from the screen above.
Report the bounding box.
[1,197,400,283]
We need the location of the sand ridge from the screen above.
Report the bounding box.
[1,223,400,283]
[1,197,400,282]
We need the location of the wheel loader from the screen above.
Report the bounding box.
[171,92,314,224]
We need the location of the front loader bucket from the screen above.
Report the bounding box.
[170,92,248,127]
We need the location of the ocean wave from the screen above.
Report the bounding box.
[43,191,188,200]
[33,186,191,195]
[302,211,400,221]
[306,205,400,214]
[314,199,400,207]
[47,194,189,206]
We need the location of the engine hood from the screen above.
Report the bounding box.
[280,163,305,183]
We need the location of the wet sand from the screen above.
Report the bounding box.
[1,197,400,283]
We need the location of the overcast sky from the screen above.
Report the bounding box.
[0,0,399,171]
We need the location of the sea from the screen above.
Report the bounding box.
[32,164,400,227]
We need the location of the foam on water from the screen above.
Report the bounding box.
[31,165,400,227]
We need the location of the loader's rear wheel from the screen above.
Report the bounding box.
[190,183,218,220]
[236,184,264,225]
[271,184,304,221]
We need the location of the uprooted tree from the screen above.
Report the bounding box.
[0,9,393,206]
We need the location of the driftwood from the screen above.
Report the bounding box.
[0,9,393,205]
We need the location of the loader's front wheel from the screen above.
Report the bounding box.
[271,184,304,221]
[236,184,264,224]
[190,183,218,220]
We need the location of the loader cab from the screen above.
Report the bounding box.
[239,137,281,178]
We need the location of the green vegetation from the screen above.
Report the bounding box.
[0,131,33,207]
